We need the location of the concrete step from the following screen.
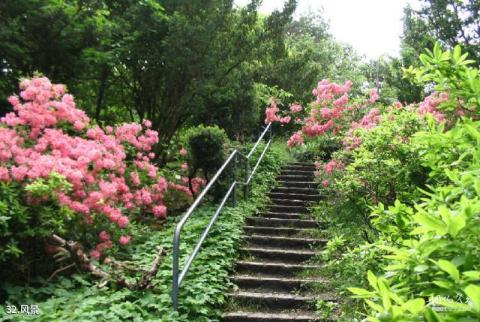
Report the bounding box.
[221,310,329,322]
[272,186,319,195]
[269,204,309,214]
[244,235,327,249]
[277,181,318,189]
[289,162,316,167]
[270,198,310,207]
[243,226,316,237]
[235,261,322,277]
[280,169,315,177]
[283,165,316,171]
[240,247,318,263]
[269,192,321,202]
[277,175,315,182]
[228,291,335,310]
[246,217,320,228]
[257,212,303,220]
[231,275,327,293]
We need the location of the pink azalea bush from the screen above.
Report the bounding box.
[264,79,454,198]
[0,77,186,259]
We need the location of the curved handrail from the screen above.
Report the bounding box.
[172,123,272,310]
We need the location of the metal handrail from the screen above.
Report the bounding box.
[172,122,272,310]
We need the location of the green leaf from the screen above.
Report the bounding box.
[414,212,447,235]
[348,287,375,297]
[367,271,379,291]
[464,284,480,311]
[453,45,461,62]
[403,298,425,314]
[436,259,460,282]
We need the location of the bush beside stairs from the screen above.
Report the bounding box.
[222,162,337,322]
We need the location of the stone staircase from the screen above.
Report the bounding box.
[222,162,336,322]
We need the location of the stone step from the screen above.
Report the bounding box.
[243,226,315,237]
[272,186,319,195]
[246,217,319,228]
[277,175,315,182]
[270,198,310,207]
[269,204,309,214]
[289,162,316,167]
[244,235,327,249]
[228,291,335,310]
[221,310,328,322]
[257,212,303,220]
[231,275,326,293]
[269,192,321,202]
[235,261,322,277]
[283,164,316,171]
[240,247,318,263]
[280,169,315,177]
[277,181,317,189]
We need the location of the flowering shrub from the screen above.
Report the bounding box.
[310,45,480,321]
[0,77,181,267]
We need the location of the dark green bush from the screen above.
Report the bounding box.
[183,125,232,200]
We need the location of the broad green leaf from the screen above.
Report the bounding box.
[365,299,384,312]
[414,212,447,235]
[453,45,461,62]
[464,284,480,311]
[403,298,425,314]
[367,271,379,291]
[348,287,375,297]
[436,259,460,282]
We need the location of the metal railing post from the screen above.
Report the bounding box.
[243,160,249,199]
[232,154,237,206]
[172,226,181,310]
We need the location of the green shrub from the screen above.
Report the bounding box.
[347,45,480,321]
[0,173,75,281]
[183,125,231,200]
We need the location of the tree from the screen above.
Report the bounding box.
[402,0,480,63]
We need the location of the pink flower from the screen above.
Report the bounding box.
[179,148,187,156]
[321,179,330,187]
[191,177,206,194]
[287,132,304,148]
[10,166,27,181]
[117,216,129,228]
[130,172,140,186]
[152,205,167,218]
[290,104,303,113]
[0,167,10,182]
[323,159,345,175]
[264,100,280,124]
[95,240,113,252]
[279,116,291,124]
[143,120,152,128]
[181,162,188,170]
[418,92,447,122]
[119,235,131,245]
[90,250,101,260]
[368,88,379,104]
[99,231,111,242]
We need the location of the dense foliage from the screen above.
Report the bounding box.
[276,43,480,321]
